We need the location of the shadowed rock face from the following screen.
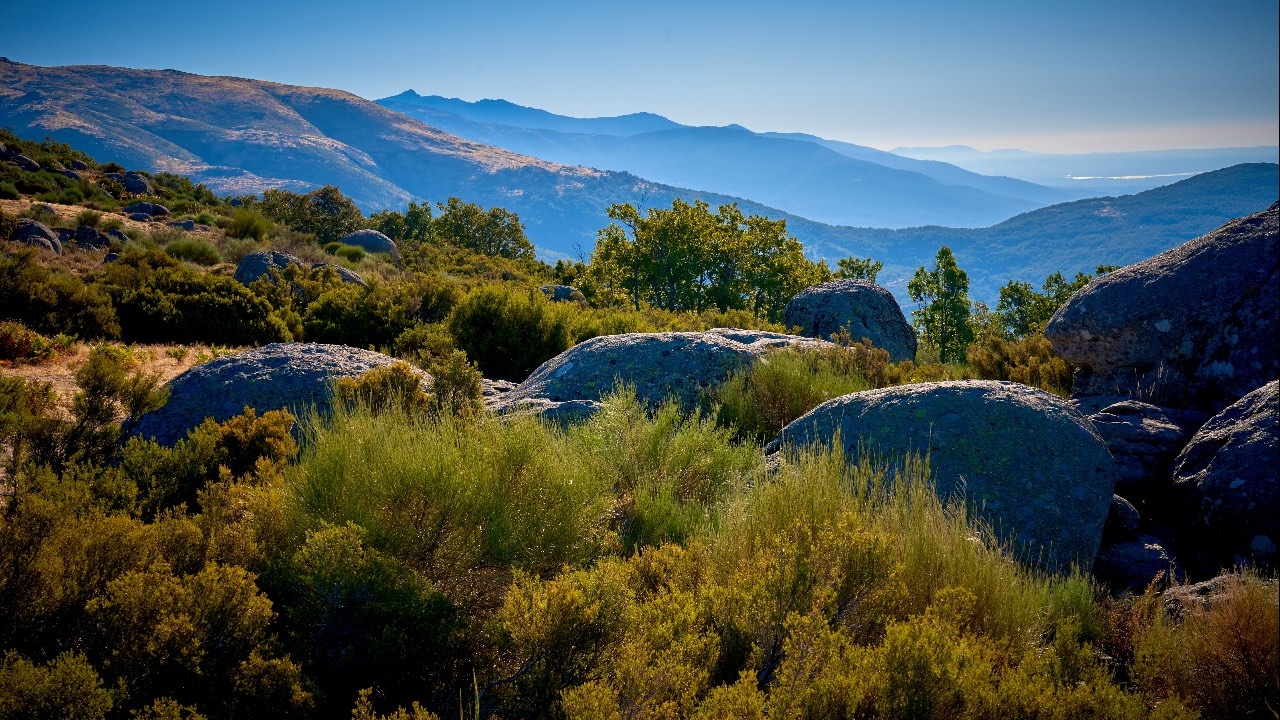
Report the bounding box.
[128,343,429,446]
[495,328,827,420]
[769,380,1116,573]
[233,250,304,285]
[1172,380,1278,575]
[338,229,398,260]
[783,279,918,362]
[1046,203,1278,413]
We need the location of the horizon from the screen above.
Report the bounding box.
[2,0,1276,155]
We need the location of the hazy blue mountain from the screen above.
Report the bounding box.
[892,144,1280,196]
[378,93,1065,228]
[380,91,682,136]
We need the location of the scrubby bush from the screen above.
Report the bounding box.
[0,321,72,363]
[303,275,462,350]
[334,362,431,416]
[225,209,271,241]
[164,236,224,265]
[423,350,484,419]
[75,209,103,228]
[0,182,19,200]
[0,250,119,339]
[323,241,366,263]
[0,651,113,720]
[447,284,573,382]
[967,334,1072,395]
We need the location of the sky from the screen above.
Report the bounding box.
[2,0,1276,153]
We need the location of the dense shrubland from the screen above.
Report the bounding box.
[3,131,1274,718]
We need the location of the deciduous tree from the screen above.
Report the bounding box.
[907,246,974,363]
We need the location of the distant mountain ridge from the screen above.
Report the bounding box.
[377,91,1077,229]
[2,59,1275,307]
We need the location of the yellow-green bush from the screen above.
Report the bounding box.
[967,335,1073,395]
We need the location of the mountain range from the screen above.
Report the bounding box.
[1,58,1276,305]
[377,90,1075,228]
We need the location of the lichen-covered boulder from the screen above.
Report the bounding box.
[1171,380,1278,574]
[540,284,586,304]
[495,328,826,418]
[234,250,305,285]
[121,172,154,195]
[783,279,917,362]
[769,380,1116,572]
[311,262,366,286]
[128,343,430,446]
[1087,400,1190,497]
[1046,203,1278,413]
[13,218,61,254]
[72,224,110,249]
[123,201,170,217]
[338,229,398,260]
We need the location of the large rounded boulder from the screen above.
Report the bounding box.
[783,279,917,362]
[128,343,429,446]
[338,229,398,261]
[14,218,62,254]
[234,250,305,285]
[1171,380,1278,575]
[495,328,826,418]
[1045,203,1278,412]
[769,380,1116,572]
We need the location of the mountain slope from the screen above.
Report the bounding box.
[377,93,1066,228]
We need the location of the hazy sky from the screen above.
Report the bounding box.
[2,0,1276,153]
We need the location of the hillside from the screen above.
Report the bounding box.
[378,91,1072,228]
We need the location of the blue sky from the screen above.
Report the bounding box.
[2,0,1276,153]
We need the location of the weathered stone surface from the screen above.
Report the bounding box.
[72,224,110,249]
[122,201,170,217]
[1172,380,1278,573]
[14,218,61,254]
[128,343,430,446]
[540,284,586,304]
[169,219,196,231]
[1046,203,1279,412]
[234,250,304,285]
[121,172,154,195]
[1103,494,1142,540]
[338,229,398,260]
[770,380,1117,572]
[1094,535,1175,592]
[127,213,152,222]
[70,159,88,171]
[1088,400,1189,496]
[311,262,366,286]
[783,279,918,362]
[10,153,40,171]
[496,329,826,416]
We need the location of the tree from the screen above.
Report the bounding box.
[907,246,974,363]
[432,197,534,260]
[994,265,1118,339]
[256,185,365,245]
[370,201,434,245]
[834,256,883,283]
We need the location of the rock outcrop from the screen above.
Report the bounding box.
[338,229,398,260]
[123,201,170,217]
[14,218,61,254]
[128,343,429,446]
[311,262,366,286]
[769,380,1116,572]
[495,329,826,420]
[234,250,304,285]
[540,284,586,304]
[1171,380,1278,574]
[782,279,917,362]
[1046,204,1278,412]
[1087,400,1189,497]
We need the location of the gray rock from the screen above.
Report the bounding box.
[70,160,88,171]
[496,329,826,417]
[128,343,430,446]
[128,213,152,222]
[104,252,120,264]
[121,172,154,195]
[72,224,110,249]
[1104,494,1143,540]
[481,378,517,402]
[234,250,305,285]
[311,262,366,286]
[1171,380,1278,573]
[1088,400,1190,496]
[338,229,398,260]
[10,154,40,172]
[14,219,61,254]
[1046,203,1278,413]
[1094,534,1175,592]
[783,279,918,362]
[60,170,82,181]
[123,201,170,217]
[169,219,196,231]
[769,380,1117,572]
[540,284,586,304]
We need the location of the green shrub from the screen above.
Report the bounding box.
[448,284,573,382]
[225,209,271,241]
[0,208,18,240]
[164,236,223,266]
[323,241,366,263]
[0,320,72,362]
[967,335,1072,395]
[334,362,431,416]
[302,275,460,349]
[424,349,484,419]
[75,209,103,228]
[0,251,120,339]
[0,182,19,200]
[0,651,113,720]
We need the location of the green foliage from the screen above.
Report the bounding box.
[0,250,120,339]
[225,209,271,242]
[0,321,72,363]
[302,275,460,349]
[322,241,366,263]
[369,201,434,245]
[165,236,224,266]
[334,362,431,416]
[253,185,364,245]
[431,196,534,260]
[447,284,573,382]
[0,651,113,720]
[835,255,883,282]
[589,199,825,320]
[423,349,484,419]
[0,182,19,201]
[908,246,975,364]
[966,335,1073,395]
[994,266,1117,339]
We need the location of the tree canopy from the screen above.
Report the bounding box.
[908,246,974,363]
